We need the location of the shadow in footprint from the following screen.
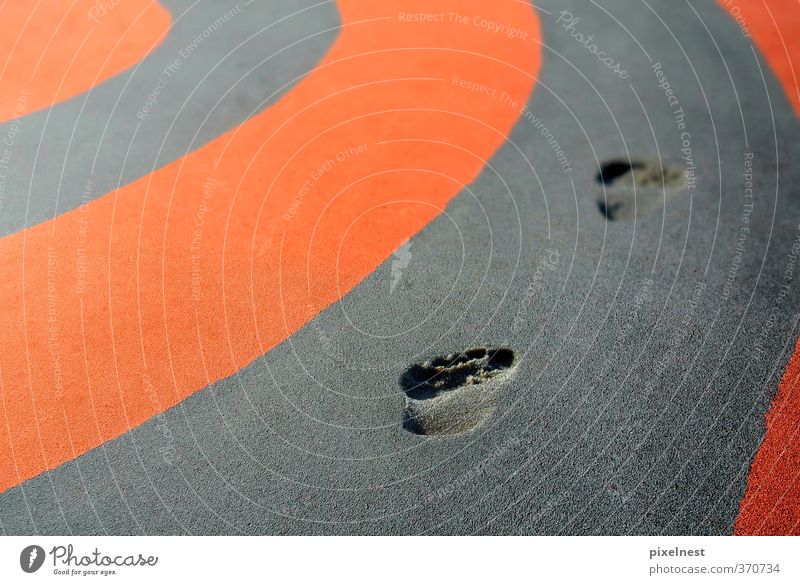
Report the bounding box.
[401,348,516,436]
[596,159,686,221]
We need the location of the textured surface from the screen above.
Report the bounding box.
[0,0,540,494]
[2,0,800,535]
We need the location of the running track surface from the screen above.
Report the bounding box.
[720,0,800,537]
[0,0,540,495]
[1,0,799,535]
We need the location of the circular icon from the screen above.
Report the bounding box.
[20,545,45,573]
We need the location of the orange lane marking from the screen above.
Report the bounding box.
[736,340,800,535]
[0,0,171,122]
[718,0,800,116]
[0,0,541,492]
[719,0,800,535]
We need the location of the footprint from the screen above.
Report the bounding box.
[401,348,517,436]
[596,159,686,221]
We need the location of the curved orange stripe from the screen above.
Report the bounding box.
[736,339,800,535]
[719,0,800,535]
[718,0,800,117]
[0,0,171,122]
[0,0,541,492]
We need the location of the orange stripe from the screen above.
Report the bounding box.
[0,0,541,493]
[0,0,171,122]
[736,339,800,535]
[718,0,800,535]
[717,0,800,117]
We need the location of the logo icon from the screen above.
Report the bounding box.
[20,545,45,573]
[390,239,412,294]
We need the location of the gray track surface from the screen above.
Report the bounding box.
[2,0,799,535]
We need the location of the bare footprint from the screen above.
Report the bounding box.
[597,159,686,221]
[401,348,517,436]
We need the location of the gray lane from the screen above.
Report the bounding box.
[2,0,799,534]
[0,0,338,237]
